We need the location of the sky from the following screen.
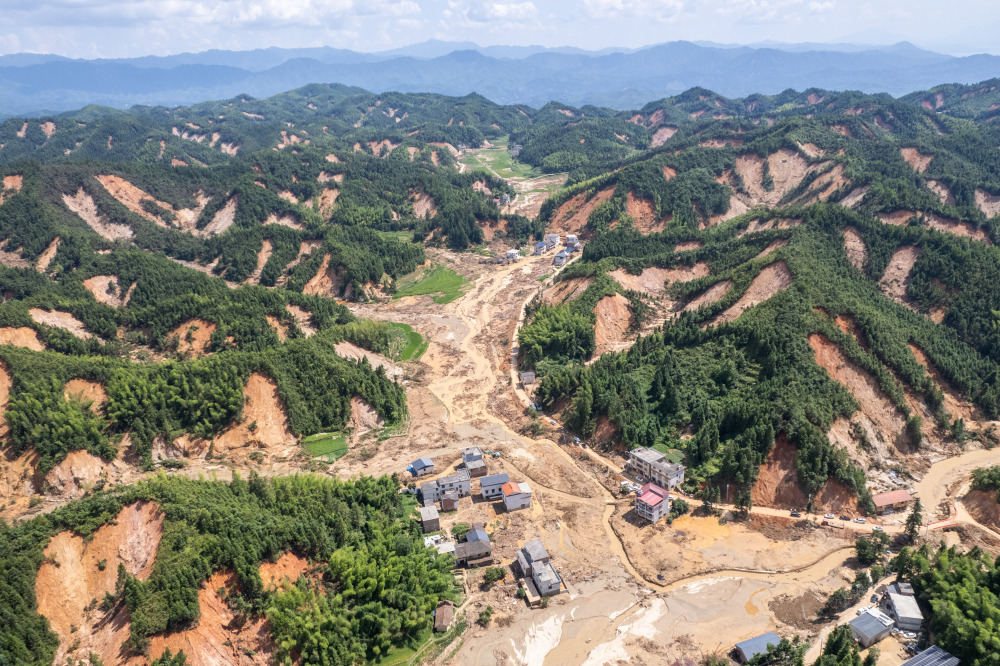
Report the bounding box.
[0,0,998,58]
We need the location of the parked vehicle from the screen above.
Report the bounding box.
[854,517,867,524]
[790,511,802,517]
[824,513,835,519]
[840,515,851,521]
[872,525,884,531]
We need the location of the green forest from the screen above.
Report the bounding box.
[0,473,458,665]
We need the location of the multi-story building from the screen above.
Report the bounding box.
[420,469,471,502]
[626,448,685,490]
[635,483,670,524]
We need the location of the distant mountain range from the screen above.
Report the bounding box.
[2,40,1000,117]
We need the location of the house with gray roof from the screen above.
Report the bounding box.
[481,473,510,500]
[626,447,685,490]
[408,457,435,477]
[532,561,562,596]
[849,608,894,648]
[454,538,492,566]
[735,633,781,663]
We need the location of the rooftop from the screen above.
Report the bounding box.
[735,633,781,660]
[501,481,521,496]
[467,528,490,543]
[524,539,549,562]
[535,561,561,586]
[455,540,492,560]
[873,489,914,506]
[411,457,434,469]
[650,460,685,476]
[900,646,959,666]
[637,483,669,507]
[630,447,666,464]
[462,446,482,459]
[889,592,924,621]
[849,608,894,641]
[481,473,510,486]
[418,506,439,520]
[518,482,532,494]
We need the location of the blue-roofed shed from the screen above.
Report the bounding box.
[735,633,781,663]
[408,457,435,477]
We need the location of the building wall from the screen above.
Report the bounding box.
[636,498,669,523]
[505,494,532,511]
[482,485,504,499]
[422,518,440,533]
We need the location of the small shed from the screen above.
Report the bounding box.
[849,608,894,647]
[434,600,454,632]
[520,371,536,385]
[408,457,435,477]
[900,646,959,666]
[735,633,781,663]
[418,505,440,533]
[890,581,915,596]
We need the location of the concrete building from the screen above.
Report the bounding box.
[532,241,547,255]
[872,489,914,514]
[553,250,569,267]
[424,534,455,556]
[515,539,551,576]
[408,457,435,477]
[532,561,563,596]
[545,233,560,249]
[900,646,959,666]
[502,481,532,511]
[461,447,487,478]
[466,459,487,478]
[481,473,510,500]
[565,234,579,247]
[888,592,924,631]
[506,248,520,261]
[889,582,915,596]
[635,483,671,523]
[625,448,686,490]
[735,633,781,663]
[420,469,471,503]
[849,608,894,648]
[519,371,535,385]
[434,600,454,632]
[418,505,440,533]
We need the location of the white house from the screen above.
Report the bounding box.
[553,250,569,267]
[506,249,520,261]
[481,473,510,500]
[502,481,532,511]
[545,233,560,249]
[420,469,471,502]
[532,561,562,596]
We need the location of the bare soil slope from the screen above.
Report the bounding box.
[169,318,216,357]
[713,261,792,325]
[63,189,134,241]
[550,188,614,235]
[608,264,709,297]
[879,246,921,306]
[842,227,866,272]
[37,502,164,665]
[593,293,634,358]
[0,326,45,350]
[808,334,905,452]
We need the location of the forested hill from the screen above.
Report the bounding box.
[515,79,1000,516]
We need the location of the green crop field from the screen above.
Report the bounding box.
[387,322,428,360]
[302,432,348,460]
[395,265,469,304]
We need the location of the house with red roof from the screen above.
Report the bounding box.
[502,481,532,511]
[635,482,670,523]
[872,489,914,514]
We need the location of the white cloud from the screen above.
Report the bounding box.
[583,0,685,21]
[808,0,835,10]
[465,0,537,23]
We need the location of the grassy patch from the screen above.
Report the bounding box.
[651,444,686,464]
[302,432,348,460]
[536,274,551,282]
[387,322,428,361]
[395,265,468,304]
